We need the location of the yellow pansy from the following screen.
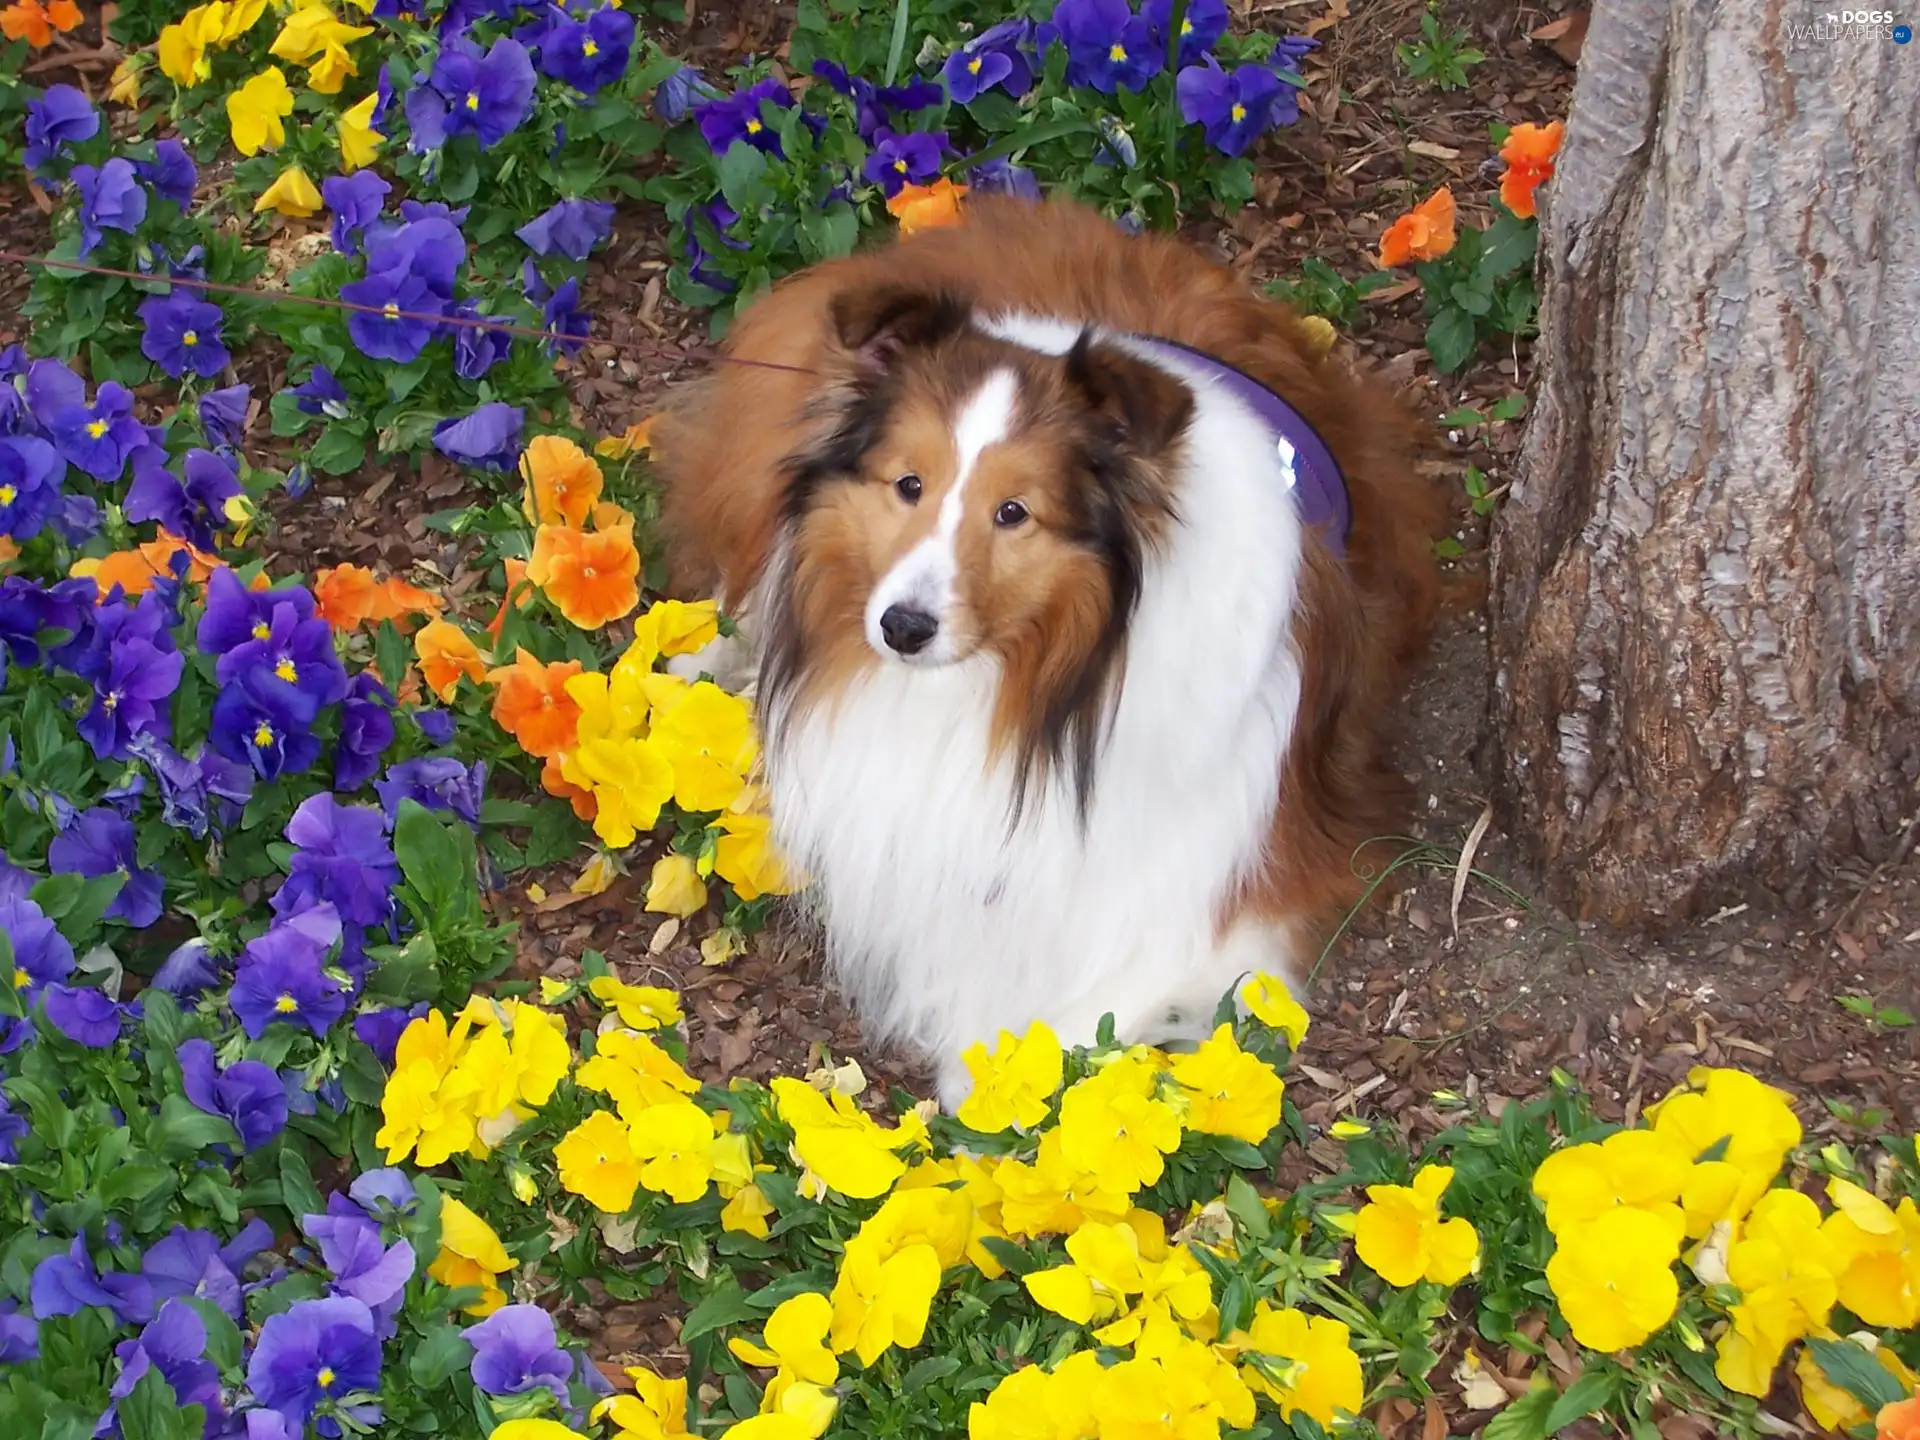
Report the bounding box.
[729,1292,838,1413]
[645,852,708,917]
[1823,1177,1920,1328]
[375,1011,482,1167]
[995,1128,1134,1239]
[157,6,226,86]
[898,1154,1009,1277]
[1352,1164,1479,1287]
[651,598,722,657]
[108,56,144,107]
[1055,1060,1182,1195]
[217,0,270,43]
[494,1423,590,1440]
[307,39,357,94]
[771,1076,926,1200]
[427,1197,514,1316]
[226,67,296,156]
[1228,1304,1364,1426]
[628,1100,717,1204]
[1167,1024,1286,1145]
[588,976,684,1031]
[577,1030,700,1121]
[253,163,323,217]
[594,1366,692,1440]
[1646,1067,1801,1235]
[564,661,650,752]
[649,681,758,814]
[268,3,370,62]
[969,1351,1106,1440]
[1240,972,1309,1047]
[956,1020,1063,1134]
[1713,1189,1839,1396]
[1092,1340,1255,1438]
[338,90,384,171]
[713,811,794,900]
[1543,1205,1681,1352]
[1025,1220,1213,1350]
[573,734,676,848]
[722,1182,776,1239]
[1530,1128,1692,1241]
[555,1109,643,1214]
[828,1188,971,1365]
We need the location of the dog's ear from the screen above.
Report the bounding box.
[829,286,972,371]
[1065,331,1194,456]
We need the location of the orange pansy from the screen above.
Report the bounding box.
[1378,186,1458,268]
[485,556,535,642]
[520,434,604,529]
[595,416,654,459]
[1,0,83,47]
[1499,120,1565,220]
[526,523,640,631]
[1880,1396,1920,1440]
[486,647,584,758]
[542,753,597,821]
[315,563,444,631]
[72,533,222,597]
[888,178,968,236]
[414,618,488,702]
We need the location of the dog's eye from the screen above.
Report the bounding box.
[894,474,923,503]
[994,500,1029,528]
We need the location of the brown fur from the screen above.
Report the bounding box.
[652,195,1445,966]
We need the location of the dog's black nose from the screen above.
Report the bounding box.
[879,604,938,656]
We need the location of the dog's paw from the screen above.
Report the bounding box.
[664,631,755,691]
[934,1060,975,1118]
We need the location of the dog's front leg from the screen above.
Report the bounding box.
[664,601,758,694]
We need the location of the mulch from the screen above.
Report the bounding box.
[6,2,1915,1433]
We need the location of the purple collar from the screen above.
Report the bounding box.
[1129,335,1352,555]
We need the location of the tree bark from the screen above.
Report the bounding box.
[1489,0,1920,926]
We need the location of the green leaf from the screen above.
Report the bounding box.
[52,872,129,947]
[977,1235,1039,1276]
[269,387,318,437]
[1542,1368,1621,1431]
[1224,1174,1271,1241]
[883,0,911,86]
[900,1354,961,1390]
[308,423,367,476]
[98,1160,177,1209]
[1478,213,1538,280]
[715,142,773,214]
[280,1145,325,1223]
[119,1365,204,1440]
[680,1281,762,1343]
[1425,307,1478,374]
[1480,1380,1555,1440]
[1449,282,1493,317]
[393,799,473,924]
[150,1093,241,1161]
[1489,393,1528,422]
[1807,1336,1908,1412]
[1211,1137,1269,1170]
[407,1322,475,1387]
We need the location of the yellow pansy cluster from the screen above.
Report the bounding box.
[427,1195,516,1316]
[157,0,269,87]
[374,998,572,1169]
[1525,1064,1920,1413]
[267,0,373,95]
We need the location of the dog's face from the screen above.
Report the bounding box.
[762,285,1193,803]
[776,288,1191,668]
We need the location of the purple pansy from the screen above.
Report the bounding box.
[352,1004,427,1068]
[71,158,149,258]
[0,894,74,995]
[467,1304,572,1403]
[177,1036,291,1150]
[695,76,794,156]
[47,807,165,927]
[273,794,399,931]
[335,672,396,792]
[516,197,615,261]
[25,85,100,176]
[198,383,251,449]
[0,435,65,541]
[537,3,634,93]
[136,139,199,210]
[863,128,949,196]
[291,365,351,421]
[432,403,523,472]
[245,1296,382,1427]
[406,36,537,152]
[142,1221,272,1323]
[968,155,1043,200]
[299,1205,415,1321]
[1143,0,1229,67]
[41,983,124,1047]
[943,19,1036,103]
[45,379,148,482]
[1050,0,1164,93]
[150,936,220,998]
[652,63,715,122]
[0,1299,32,1363]
[1176,56,1288,157]
[30,1238,153,1327]
[376,757,486,831]
[102,1299,226,1437]
[449,300,511,381]
[541,275,588,355]
[124,447,242,551]
[323,171,392,256]
[228,905,348,1039]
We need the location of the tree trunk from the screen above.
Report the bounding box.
[1489,0,1920,926]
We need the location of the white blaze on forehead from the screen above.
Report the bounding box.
[866,368,1019,658]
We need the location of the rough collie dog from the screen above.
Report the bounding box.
[653,197,1441,1107]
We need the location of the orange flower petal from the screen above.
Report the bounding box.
[1378,185,1457,267]
[527,524,639,631]
[486,647,585,758]
[888,178,968,236]
[414,618,488,702]
[520,434,605,529]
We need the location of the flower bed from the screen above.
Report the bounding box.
[1,4,1917,1439]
